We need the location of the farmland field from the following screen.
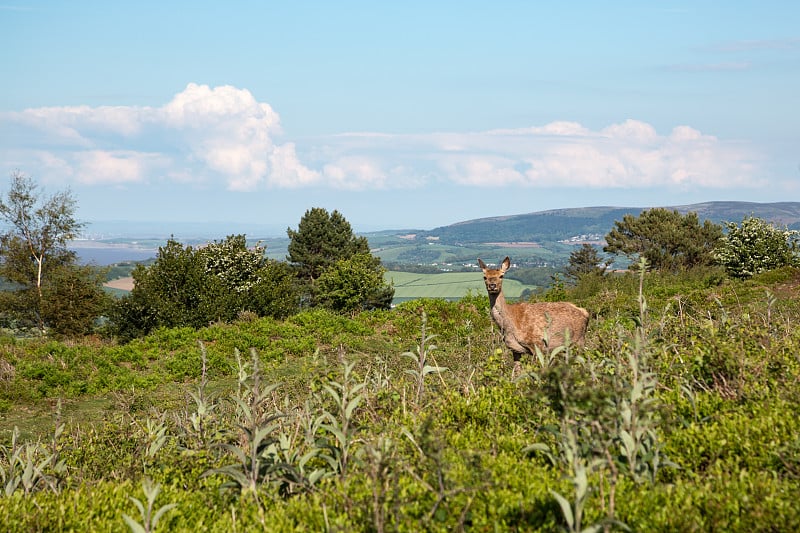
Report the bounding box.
[386,270,535,302]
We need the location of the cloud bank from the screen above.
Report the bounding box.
[1,83,764,193]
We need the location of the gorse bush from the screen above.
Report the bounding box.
[1,266,800,530]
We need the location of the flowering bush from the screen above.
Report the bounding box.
[714,216,800,278]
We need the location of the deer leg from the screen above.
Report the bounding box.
[511,351,523,380]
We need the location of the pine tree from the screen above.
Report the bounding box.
[604,208,722,271]
[565,244,608,282]
[286,208,370,281]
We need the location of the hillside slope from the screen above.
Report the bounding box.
[416,201,800,245]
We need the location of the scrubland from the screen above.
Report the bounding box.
[1,266,799,531]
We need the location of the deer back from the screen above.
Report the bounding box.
[506,301,589,352]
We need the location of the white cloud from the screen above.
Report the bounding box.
[268,143,320,188]
[1,88,767,195]
[73,150,152,185]
[2,83,313,191]
[429,120,759,191]
[309,119,761,191]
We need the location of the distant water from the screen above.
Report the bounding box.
[70,244,157,266]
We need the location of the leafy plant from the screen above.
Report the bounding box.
[122,477,177,533]
[175,342,222,450]
[316,354,366,477]
[0,426,66,496]
[402,310,448,406]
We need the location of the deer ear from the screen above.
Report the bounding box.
[478,258,486,269]
[501,257,511,271]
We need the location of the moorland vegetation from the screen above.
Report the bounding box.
[1,173,800,531]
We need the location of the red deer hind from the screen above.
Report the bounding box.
[478,257,589,372]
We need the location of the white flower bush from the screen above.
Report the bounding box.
[714,216,800,278]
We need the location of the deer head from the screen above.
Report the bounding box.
[478,256,511,295]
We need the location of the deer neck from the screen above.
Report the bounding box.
[488,291,514,331]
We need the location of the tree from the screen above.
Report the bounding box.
[108,235,300,340]
[108,239,207,339]
[287,208,370,281]
[40,263,110,336]
[714,216,800,278]
[286,208,394,312]
[604,208,723,271]
[0,170,107,335]
[315,253,394,313]
[249,260,301,319]
[564,244,609,282]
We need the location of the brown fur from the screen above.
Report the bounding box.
[478,257,590,365]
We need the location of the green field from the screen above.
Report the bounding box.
[386,270,534,302]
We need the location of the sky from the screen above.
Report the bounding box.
[1,1,798,235]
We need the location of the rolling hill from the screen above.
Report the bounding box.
[415,201,800,245]
[363,201,800,270]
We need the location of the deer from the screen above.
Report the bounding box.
[478,257,590,374]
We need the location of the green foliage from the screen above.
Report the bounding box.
[287,207,393,314]
[108,236,299,340]
[0,171,106,336]
[401,311,448,407]
[316,358,366,478]
[564,244,608,283]
[2,264,800,530]
[286,207,370,281]
[714,215,800,278]
[604,208,723,271]
[249,260,300,319]
[315,252,394,313]
[41,263,112,337]
[122,477,177,533]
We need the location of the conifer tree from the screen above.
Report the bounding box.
[286,208,371,281]
[565,244,608,282]
[604,208,722,271]
[286,207,393,311]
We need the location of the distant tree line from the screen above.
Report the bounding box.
[2,173,798,340]
[0,173,394,340]
[563,207,799,282]
[108,207,394,340]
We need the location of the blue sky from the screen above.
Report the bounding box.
[1,1,798,234]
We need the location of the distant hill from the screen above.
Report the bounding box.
[415,201,800,245]
[80,201,800,272]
